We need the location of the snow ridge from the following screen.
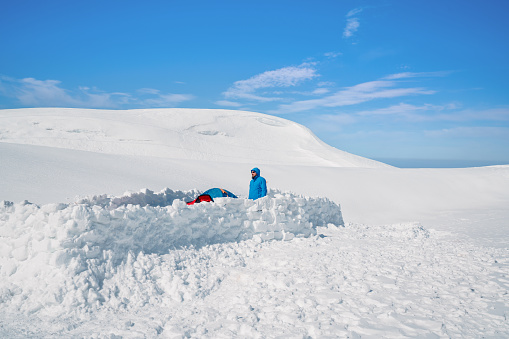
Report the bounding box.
[75,187,200,209]
[0,108,390,168]
[0,189,343,315]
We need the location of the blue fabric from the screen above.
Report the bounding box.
[202,188,238,199]
[249,167,267,200]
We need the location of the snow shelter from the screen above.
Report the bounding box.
[186,188,238,205]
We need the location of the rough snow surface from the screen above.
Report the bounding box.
[1,107,508,337]
[0,189,342,321]
[0,220,507,338]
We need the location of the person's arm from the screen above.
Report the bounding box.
[249,180,254,199]
[261,177,267,197]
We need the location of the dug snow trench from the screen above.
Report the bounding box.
[0,189,342,315]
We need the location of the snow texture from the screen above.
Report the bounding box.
[0,218,507,338]
[0,108,389,168]
[0,107,508,337]
[0,189,342,319]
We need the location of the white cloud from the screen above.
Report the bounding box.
[319,113,358,125]
[359,103,420,115]
[141,93,194,107]
[272,78,435,114]
[0,76,194,108]
[316,104,509,126]
[472,107,509,121]
[425,126,509,138]
[312,88,330,95]
[223,64,319,102]
[383,71,453,80]
[353,103,457,122]
[137,88,161,95]
[357,103,509,123]
[429,106,509,123]
[343,7,364,39]
[214,100,243,107]
[317,81,335,87]
[15,78,80,107]
[355,103,439,117]
[324,51,342,58]
[81,89,130,108]
[343,18,360,38]
[136,87,193,107]
[347,7,364,17]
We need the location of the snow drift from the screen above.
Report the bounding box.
[0,188,343,316]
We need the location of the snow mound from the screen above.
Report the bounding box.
[0,189,343,315]
[0,108,390,168]
[75,187,200,209]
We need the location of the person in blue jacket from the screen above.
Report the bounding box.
[249,167,267,200]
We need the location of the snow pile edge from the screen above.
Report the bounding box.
[0,188,343,314]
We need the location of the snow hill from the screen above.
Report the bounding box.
[0,107,388,168]
[1,108,508,337]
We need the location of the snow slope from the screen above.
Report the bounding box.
[1,108,508,337]
[0,108,389,168]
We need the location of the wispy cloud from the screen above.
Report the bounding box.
[356,103,426,116]
[214,100,244,107]
[137,88,161,95]
[324,51,342,58]
[351,102,463,123]
[0,76,194,108]
[383,71,453,80]
[355,102,457,118]
[425,126,509,138]
[343,18,360,38]
[319,113,358,125]
[223,63,319,102]
[318,81,335,87]
[470,107,509,121]
[347,8,364,17]
[318,103,509,127]
[430,107,509,122]
[343,7,363,39]
[138,91,194,108]
[271,74,436,114]
[1,76,81,107]
[361,104,509,123]
[312,88,330,95]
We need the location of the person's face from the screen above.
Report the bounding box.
[251,171,256,179]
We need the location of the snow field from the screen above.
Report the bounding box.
[129,224,508,338]
[160,223,507,338]
[1,107,508,337]
[2,222,506,338]
[0,188,343,318]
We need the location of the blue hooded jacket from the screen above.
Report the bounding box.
[249,167,267,200]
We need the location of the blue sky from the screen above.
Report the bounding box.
[1,0,508,167]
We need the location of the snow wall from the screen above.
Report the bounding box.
[0,188,343,315]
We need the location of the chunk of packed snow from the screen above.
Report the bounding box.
[0,188,342,316]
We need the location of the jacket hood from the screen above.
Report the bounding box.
[251,167,260,177]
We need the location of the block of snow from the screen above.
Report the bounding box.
[0,188,343,315]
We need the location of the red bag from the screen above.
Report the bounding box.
[186,194,214,205]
